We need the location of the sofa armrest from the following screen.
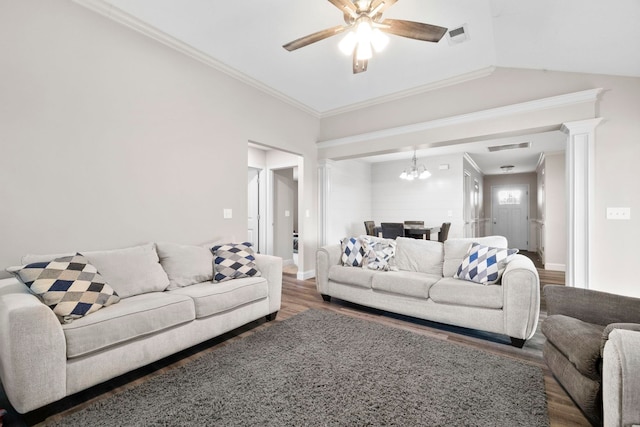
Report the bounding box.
[501,254,540,340]
[544,285,640,326]
[0,278,67,413]
[315,245,342,295]
[603,329,640,427]
[601,323,640,356]
[254,254,282,315]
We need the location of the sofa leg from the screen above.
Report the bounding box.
[510,337,526,348]
[321,294,331,302]
[265,311,278,322]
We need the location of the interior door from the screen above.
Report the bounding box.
[491,185,529,250]
[247,168,260,251]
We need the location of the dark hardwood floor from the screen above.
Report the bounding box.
[1,257,589,427]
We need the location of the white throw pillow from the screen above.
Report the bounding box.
[394,237,444,276]
[156,242,214,289]
[82,243,170,298]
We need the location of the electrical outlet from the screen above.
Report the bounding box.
[223,209,232,219]
[606,207,631,220]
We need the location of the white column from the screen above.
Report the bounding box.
[317,159,334,247]
[561,118,603,288]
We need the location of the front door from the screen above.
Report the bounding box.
[491,185,529,250]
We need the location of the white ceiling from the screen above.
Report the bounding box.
[94,0,640,172]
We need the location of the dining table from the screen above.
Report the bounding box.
[373,224,440,240]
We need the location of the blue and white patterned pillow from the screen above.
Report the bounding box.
[364,238,398,271]
[341,237,368,267]
[211,242,261,282]
[7,254,120,323]
[454,243,518,285]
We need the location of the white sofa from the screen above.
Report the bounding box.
[316,236,540,347]
[0,242,282,414]
[603,329,640,427]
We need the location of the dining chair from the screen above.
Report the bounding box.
[363,221,376,236]
[403,220,425,239]
[438,222,451,242]
[380,222,405,239]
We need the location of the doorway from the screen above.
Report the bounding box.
[248,142,303,275]
[491,184,529,250]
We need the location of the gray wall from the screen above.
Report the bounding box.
[0,0,320,277]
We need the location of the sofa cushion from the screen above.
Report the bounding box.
[7,254,120,324]
[156,242,214,289]
[454,243,518,284]
[541,314,605,380]
[394,237,443,276]
[328,265,376,289]
[169,277,268,318]
[371,271,440,298]
[340,237,368,267]
[62,292,195,359]
[428,277,503,309]
[443,236,508,277]
[211,242,261,282]
[85,243,170,298]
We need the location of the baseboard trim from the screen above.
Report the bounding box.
[545,263,566,272]
[297,270,315,281]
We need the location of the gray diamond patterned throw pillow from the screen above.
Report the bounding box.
[364,237,398,271]
[341,237,368,267]
[454,242,518,285]
[7,254,120,323]
[211,242,261,282]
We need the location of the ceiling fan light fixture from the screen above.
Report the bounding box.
[338,31,357,55]
[282,0,448,74]
[370,28,389,52]
[356,39,373,60]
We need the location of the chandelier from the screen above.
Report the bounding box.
[399,151,431,181]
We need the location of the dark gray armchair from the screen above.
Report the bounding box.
[542,285,640,426]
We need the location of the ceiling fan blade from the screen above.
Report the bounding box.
[380,18,447,42]
[368,0,399,16]
[352,51,368,74]
[328,0,358,19]
[283,25,346,51]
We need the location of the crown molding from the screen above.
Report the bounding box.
[320,67,496,118]
[463,153,483,174]
[72,0,321,118]
[317,88,604,149]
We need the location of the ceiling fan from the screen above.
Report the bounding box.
[282,0,448,74]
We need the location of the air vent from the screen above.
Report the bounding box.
[446,24,469,45]
[487,142,531,152]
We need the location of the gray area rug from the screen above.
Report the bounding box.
[49,310,548,426]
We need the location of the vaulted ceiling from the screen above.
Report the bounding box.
[89,0,640,172]
[96,0,639,115]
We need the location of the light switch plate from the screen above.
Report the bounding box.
[284,210,290,217]
[606,207,630,220]
[223,209,232,219]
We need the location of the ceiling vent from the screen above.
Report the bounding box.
[446,24,469,45]
[487,142,531,152]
